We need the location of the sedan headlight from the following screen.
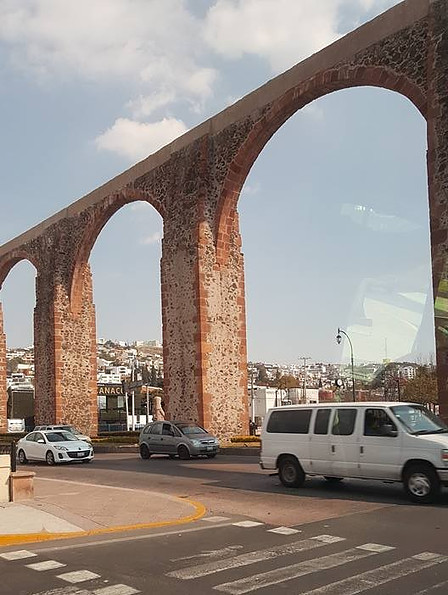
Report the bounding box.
[54,446,68,451]
[191,439,202,447]
[442,449,448,465]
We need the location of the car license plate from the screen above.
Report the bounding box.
[206,446,214,451]
[77,452,84,458]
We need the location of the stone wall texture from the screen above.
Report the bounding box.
[0,0,447,435]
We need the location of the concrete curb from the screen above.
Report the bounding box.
[0,495,207,548]
[93,444,260,456]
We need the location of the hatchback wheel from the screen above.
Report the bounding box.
[46,451,56,466]
[278,456,305,488]
[403,464,439,504]
[139,444,151,460]
[18,449,27,464]
[178,445,190,460]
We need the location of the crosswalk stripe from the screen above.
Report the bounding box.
[0,549,37,560]
[213,544,391,594]
[93,585,140,594]
[413,576,448,595]
[166,535,345,580]
[298,552,447,595]
[26,560,67,572]
[57,570,100,584]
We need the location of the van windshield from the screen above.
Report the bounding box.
[390,405,448,435]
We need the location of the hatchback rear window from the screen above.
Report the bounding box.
[266,409,312,434]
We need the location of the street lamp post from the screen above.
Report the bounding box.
[336,328,356,402]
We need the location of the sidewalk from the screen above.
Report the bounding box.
[0,476,206,548]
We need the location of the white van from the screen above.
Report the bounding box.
[260,402,448,503]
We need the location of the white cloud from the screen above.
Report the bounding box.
[141,231,162,245]
[203,0,401,73]
[0,0,217,114]
[94,117,188,162]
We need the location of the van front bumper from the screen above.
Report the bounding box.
[437,468,448,484]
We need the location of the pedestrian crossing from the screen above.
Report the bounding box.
[165,531,448,594]
[1,529,448,594]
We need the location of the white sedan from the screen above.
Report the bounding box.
[17,430,94,465]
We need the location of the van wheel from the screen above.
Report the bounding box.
[178,445,191,460]
[278,456,305,488]
[324,476,343,483]
[403,464,440,504]
[139,444,151,460]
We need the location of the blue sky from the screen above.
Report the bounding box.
[0,0,435,365]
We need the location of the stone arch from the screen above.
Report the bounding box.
[70,186,164,316]
[0,252,39,289]
[215,66,427,265]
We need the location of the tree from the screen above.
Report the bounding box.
[256,365,269,385]
[402,365,438,405]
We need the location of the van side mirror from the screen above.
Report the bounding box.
[381,424,398,437]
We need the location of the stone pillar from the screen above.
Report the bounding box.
[427,0,448,421]
[34,268,57,425]
[0,304,6,432]
[57,263,98,437]
[34,259,97,436]
[196,216,249,439]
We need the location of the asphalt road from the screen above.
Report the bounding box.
[2,453,448,594]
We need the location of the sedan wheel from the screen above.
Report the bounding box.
[46,451,56,466]
[18,449,28,464]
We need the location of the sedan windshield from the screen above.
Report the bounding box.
[46,431,78,442]
[391,405,448,435]
[176,424,207,435]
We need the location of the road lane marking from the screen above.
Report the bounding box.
[172,545,244,562]
[299,552,447,594]
[203,517,231,523]
[32,520,238,554]
[57,570,101,583]
[167,535,345,580]
[213,543,392,594]
[268,527,300,535]
[0,549,37,560]
[26,560,67,571]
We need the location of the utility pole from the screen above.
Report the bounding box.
[299,357,311,403]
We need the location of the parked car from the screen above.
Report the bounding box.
[139,421,219,460]
[260,402,448,504]
[34,424,92,443]
[17,430,94,465]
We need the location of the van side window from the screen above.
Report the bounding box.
[314,409,331,434]
[267,410,312,434]
[332,409,357,436]
[364,409,397,437]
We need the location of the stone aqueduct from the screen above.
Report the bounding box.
[0,0,447,438]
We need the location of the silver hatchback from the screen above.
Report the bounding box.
[139,421,219,460]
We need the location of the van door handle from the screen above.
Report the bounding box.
[331,445,335,453]
[360,446,364,454]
